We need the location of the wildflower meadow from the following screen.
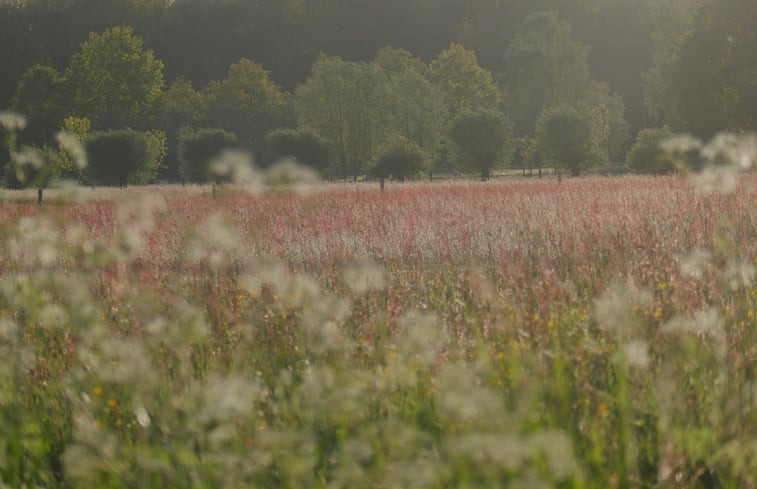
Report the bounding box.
[1,171,756,488]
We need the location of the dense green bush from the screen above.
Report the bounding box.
[626,127,675,174]
[371,140,425,181]
[267,128,331,173]
[447,109,513,181]
[535,105,591,177]
[178,128,238,183]
[86,129,164,186]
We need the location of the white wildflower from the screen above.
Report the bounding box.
[0,111,27,131]
[265,158,320,194]
[680,248,711,280]
[618,339,651,370]
[593,280,652,340]
[663,307,726,358]
[56,131,87,169]
[395,311,448,367]
[210,149,263,189]
[134,405,151,428]
[341,258,386,295]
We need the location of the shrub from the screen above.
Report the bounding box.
[448,109,513,180]
[178,128,238,183]
[267,128,331,173]
[372,139,425,181]
[86,129,163,186]
[626,127,675,174]
[535,105,591,177]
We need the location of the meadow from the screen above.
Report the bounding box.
[0,174,756,488]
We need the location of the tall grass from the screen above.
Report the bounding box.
[0,172,756,488]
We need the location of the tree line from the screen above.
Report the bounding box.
[1,0,755,186]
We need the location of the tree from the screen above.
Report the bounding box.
[428,43,500,113]
[178,128,239,184]
[65,25,165,130]
[627,127,675,174]
[501,11,592,135]
[582,82,631,166]
[669,0,757,138]
[642,0,702,128]
[295,54,393,181]
[371,138,425,189]
[267,128,331,174]
[373,47,449,164]
[156,77,207,180]
[10,65,68,146]
[448,109,513,180]
[86,128,164,186]
[373,46,427,77]
[535,105,591,177]
[205,58,288,161]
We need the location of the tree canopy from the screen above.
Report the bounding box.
[2,0,756,184]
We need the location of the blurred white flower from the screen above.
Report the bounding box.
[0,111,27,131]
[663,307,726,357]
[134,405,151,428]
[56,131,88,169]
[210,149,263,190]
[593,280,652,339]
[265,158,320,194]
[618,339,651,370]
[341,258,386,295]
[680,248,711,280]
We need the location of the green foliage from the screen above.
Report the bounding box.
[205,58,288,157]
[157,78,207,135]
[178,127,239,183]
[373,46,427,77]
[627,127,676,174]
[10,65,68,146]
[371,137,425,181]
[428,43,500,113]
[642,0,701,127]
[670,0,757,137]
[85,128,163,186]
[56,116,91,178]
[374,48,449,164]
[447,109,513,180]
[65,25,165,129]
[535,104,591,176]
[296,54,393,180]
[266,128,331,173]
[502,11,592,134]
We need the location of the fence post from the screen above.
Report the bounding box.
[37,188,43,204]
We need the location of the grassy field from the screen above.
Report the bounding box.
[0,175,756,488]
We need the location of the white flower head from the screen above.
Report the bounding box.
[56,131,88,169]
[341,258,386,295]
[0,111,27,131]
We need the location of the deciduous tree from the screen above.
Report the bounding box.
[448,108,513,180]
[65,26,165,129]
[535,104,591,177]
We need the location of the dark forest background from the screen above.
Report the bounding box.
[1,0,755,183]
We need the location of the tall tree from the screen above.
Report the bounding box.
[155,77,207,180]
[448,108,513,180]
[205,58,288,161]
[535,104,591,177]
[374,47,449,164]
[295,54,393,180]
[10,65,68,145]
[501,10,591,135]
[642,0,702,127]
[428,43,500,113]
[65,25,164,130]
[670,0,757,137]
